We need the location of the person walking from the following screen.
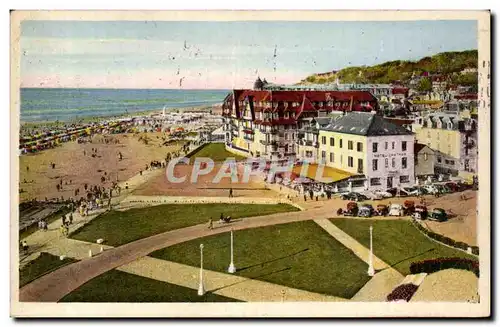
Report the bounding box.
[22,241,29,253]
[61,215,66,226]
[229,188,233,198]
[69,212,73,225]
[208,218,213,230]
[303,194,307,201]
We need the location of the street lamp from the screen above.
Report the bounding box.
[198,243,205,296]
[368,225,375,276]
[228,229,236,274]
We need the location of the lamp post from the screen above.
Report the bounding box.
[368,225,375,276]
[198,244,205,296]
[228,229,236,274]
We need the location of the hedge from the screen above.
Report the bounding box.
[386,284,419,302]
[409,257,479,277]
[410,217,479,255]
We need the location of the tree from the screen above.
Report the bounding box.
[416,77,432,92]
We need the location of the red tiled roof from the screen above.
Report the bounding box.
[455,93,478,100]
[392,87,408,95]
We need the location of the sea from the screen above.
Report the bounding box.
[20,88,230,123]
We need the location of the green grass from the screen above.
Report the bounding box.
[20,252,78,288]
[60,269,240,302]
[151,220,371,299]
[71,203,298,247]
[188,143,246,162]
[330,219,476,275]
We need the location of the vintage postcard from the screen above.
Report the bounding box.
[10,10,491,317]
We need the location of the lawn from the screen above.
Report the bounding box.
[151,220,371,299]
[60,269,240,302]
[188,143,247,162]
[330,219,477,275]
[20,252,78,288]
[71,203,298,246]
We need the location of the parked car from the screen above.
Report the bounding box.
[403,200,416,215]
[338,201,359,216]
[411,205,428,220]
[341,192,368,202]
[358,204,374,217]
[423,185,439,195]
[386,188,409,197]
[375,204,389,216]
[374,190,393,198]
[428,208,448,222]
[402,187,421,196]
[415,186,429,195]
[445,182,461,193]
[362,191,383,200]
[388,204,405,216]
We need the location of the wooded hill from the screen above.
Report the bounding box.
[300,50,478,85]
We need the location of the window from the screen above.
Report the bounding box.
[445,159,450,165]
[321,151,326,158]
[348,141,353,150]
[424,153,428,161]
[373,142,378,153]
[339,139,343,148]
[402,141,407,151]
[385,142,388,150]
[437,156,442,163]
[392,142,395,150]
[402,157,407,169]
[400,175,410,183]
[392,158,396,168]
[321,136,326,145]
[373,159,378,171]
[348,156,354,167]
[330,137,334,146]
[385,158,389,168]
[358,159,363,173]
[357,142,363,152]
[340,155,343,164]
[370,178,381,186]
[449,160,455,165]
[330,152,334,162]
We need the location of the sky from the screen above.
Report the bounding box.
[20,20,477,89]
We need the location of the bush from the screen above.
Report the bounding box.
[387,284,419,302]
[411,217,479,255]
[455,241,469,251]
[409,257,479,277]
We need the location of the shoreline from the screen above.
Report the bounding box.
[20,103,223,128]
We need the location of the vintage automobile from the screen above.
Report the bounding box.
[428,208,448,222]
[338,201,359,216]
[341,192,368,202]
[358,204,374,217]
[374,190,393,198]
[404,200,416,215]
[411,205,428,220]
[375,204,389,216]
[386,188,409,197]
[424,185,440,195]
[388,203,405,216]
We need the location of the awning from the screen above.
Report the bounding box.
[292,164,353,183]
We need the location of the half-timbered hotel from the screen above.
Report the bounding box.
[221,89,378,161]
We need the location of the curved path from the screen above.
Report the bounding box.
[20,206,338,302]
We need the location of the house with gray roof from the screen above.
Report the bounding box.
[317,112,416,191]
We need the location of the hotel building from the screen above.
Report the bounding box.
[221,89,378,161]
[318,112,416,191]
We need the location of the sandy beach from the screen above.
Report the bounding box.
[19,132,186,202]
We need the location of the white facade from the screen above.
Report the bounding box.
[365,135,415,190]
